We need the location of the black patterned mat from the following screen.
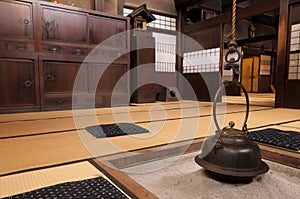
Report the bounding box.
[249,128,300,151]
[86,123,149,138]
[6,177,128,199]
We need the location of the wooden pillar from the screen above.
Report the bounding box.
[275,0,289,107]
[117,0,124,15]
[176,8,187,93]
[176,8,186,73]
[219,23,224,77]
[95,0,104,11]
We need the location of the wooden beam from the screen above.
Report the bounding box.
[275,0,289,107]
[95,0,104,11]
[174,0,210,9]
[184,0,281,33]
[290,0,300,4]
[258,144,300,169]
[237,33,278,45]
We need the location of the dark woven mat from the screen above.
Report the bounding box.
[249,128,300,151]
[86,123,149,138]
[6,177,128,199]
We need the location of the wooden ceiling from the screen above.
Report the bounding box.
[174,0,257,9]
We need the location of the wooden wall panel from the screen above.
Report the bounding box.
[186,26,220,49]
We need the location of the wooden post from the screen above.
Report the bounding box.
[176,8,187,93]
[176,8,186,73]
[275,0,289,107]
[95,0,104,11]
[117,0,124,15]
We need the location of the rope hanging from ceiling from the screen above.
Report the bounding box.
[224,0,241,83]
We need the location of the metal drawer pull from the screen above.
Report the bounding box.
[55,98,65,104]
[23,80,33,87]
[15,43,27,51]
[48,46,60,52]
[44,22,50,27]
[45,75,55,81]
[23,19,30,25]
[74,48,83,55]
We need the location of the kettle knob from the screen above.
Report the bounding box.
[229,121,235,128]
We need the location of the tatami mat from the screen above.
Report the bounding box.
[281,121,300,130]
[0,103,269,138]
[224,93,275,107]
[0,161,101,198]
[0,98,299,198]
[0,131,92,175]
[0,101,203,123]
[0,100,299,177]
[0,161,130,198]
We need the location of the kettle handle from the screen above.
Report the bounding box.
[213,81,249,134]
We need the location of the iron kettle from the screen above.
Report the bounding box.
[195,83,269,183]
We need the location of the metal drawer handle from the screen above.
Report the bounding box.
[45,74,55,81]
[44,22,50,27]
[74,48,83,55]
[55,98,65,104]
[23,80,33,87]
[48,46,60,52]
[23,19,30,25]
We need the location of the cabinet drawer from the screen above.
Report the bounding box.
[44,95,104,107]
[89,48,128,60]
[8,41,35,52]
[43,96,72,106]
[73,95,104,107]
[0,40,35,52]
[43,44,89,55]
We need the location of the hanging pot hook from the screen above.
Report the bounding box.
[213,82,249,135]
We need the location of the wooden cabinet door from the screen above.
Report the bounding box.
[42,7,88,43]
[88,64,128,93]
[242,57,259,92]
[89,16,127,48]
[0,1,33,38]
[43,61,88,93]
[242,58,253,92]
[0,59,36,107]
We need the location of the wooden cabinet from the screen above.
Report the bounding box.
[89,64,128,92]
[0,0,33,39]
[0,58,38,108]
[43,61,88,93]
[42,7,88,43]
[89,16,127,48]
[0,0,130,112]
